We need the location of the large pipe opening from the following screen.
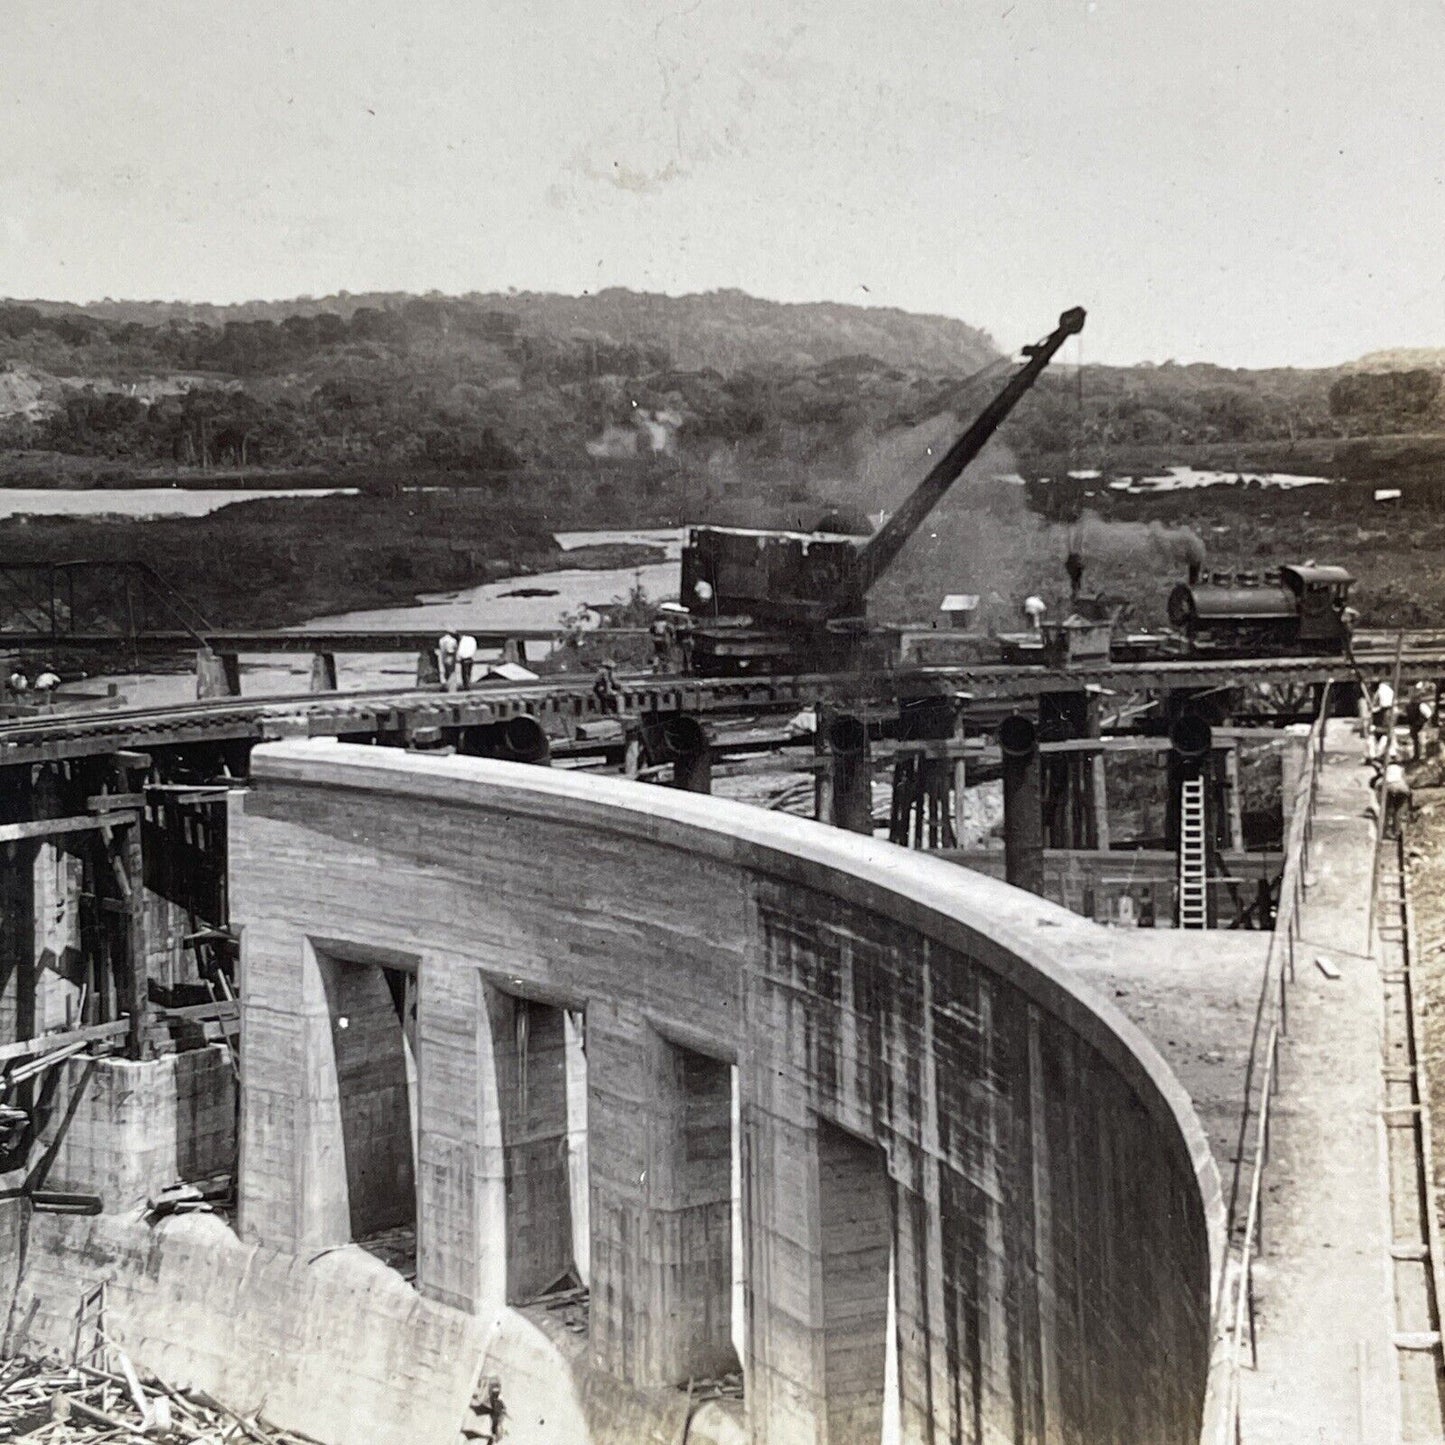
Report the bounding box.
[495,715,551,766]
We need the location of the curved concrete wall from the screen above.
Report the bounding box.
[231,740,1223,1445]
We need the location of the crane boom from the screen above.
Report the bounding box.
[855,306,1086,595]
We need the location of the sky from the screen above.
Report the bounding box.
[2,0,1442,369]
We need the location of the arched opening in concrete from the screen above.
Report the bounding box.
[318,955,418,1270]
[565,1008,590,1290]
[487,991,578,1302]
[816,1118,892,1444]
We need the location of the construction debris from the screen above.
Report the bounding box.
[0,1355,321,1443]
[529,1281,588,1335]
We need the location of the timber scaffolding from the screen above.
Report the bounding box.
[0,643,1434,1200]
[0,657,1379,1131]
[0,741,238,1221]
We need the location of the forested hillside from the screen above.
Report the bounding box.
[0,289,998,479]
[1,287,1443,493]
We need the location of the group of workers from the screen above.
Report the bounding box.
[436,609,685,699]
[435,631,481,690]
[1363,678,1439,837]
[587,613,688,711]
[4,665,61,699]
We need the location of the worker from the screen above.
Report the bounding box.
[1372,679,1397,760]
[6,669,27,696]
[1339,602,1360,663]
[1023,595,1046,632]
[33,668,60,692]
[456,634,479,690]
[1384,759,1412,838]
[593,658,621,714]
[464,1378,506,1442]
[437,631,459,688]
[1254,875,1275,930]
[1065,551,1084,598]
[649,613,674,673]
[1407,683,1434,762]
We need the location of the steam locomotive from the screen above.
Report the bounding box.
[1166,564,1356,656]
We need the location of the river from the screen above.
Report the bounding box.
[0,485,359,520]
[54,526,688,708]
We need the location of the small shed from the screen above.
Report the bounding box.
[939,594,980,630]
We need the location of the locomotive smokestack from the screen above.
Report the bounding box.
[1188,559,1202,586]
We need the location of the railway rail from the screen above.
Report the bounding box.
[1,639,1444,768]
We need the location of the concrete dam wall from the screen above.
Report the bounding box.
[8,739,1221,1443]
[217,740,1225,1443]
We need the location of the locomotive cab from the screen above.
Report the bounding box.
[1280,564,1355,651]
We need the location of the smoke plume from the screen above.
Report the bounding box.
[1066,513,1206,573]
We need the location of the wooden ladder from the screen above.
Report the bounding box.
[1178,775,1208,929]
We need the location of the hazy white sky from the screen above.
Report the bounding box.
[3,0,1441,367]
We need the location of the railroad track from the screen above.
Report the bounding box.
[4,646,1445,766]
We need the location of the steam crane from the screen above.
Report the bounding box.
[678,306,1087,675]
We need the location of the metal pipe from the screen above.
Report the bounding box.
[662,715,712,793]
[828,712,873,835]
[999,715,1044,895]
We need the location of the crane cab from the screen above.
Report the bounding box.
[679,525,868,674]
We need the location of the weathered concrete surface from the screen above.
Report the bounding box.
[6,1212,486,1445]
[1066,930,1269,1208]
[37,1047,235,1210]
[221,741,1222,1445]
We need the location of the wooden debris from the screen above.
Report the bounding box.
[0,1353,320,1443]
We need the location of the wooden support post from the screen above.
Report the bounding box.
[953,724,968,839]
[814,707,831,824]
[1000,718,1045,897]
[120,816,149,1061]
[827,713,873,835]
[309,652,339,693]
[502,637,521,665]
[1086,692,1110,853]
[623,728,643,780]
[195,650,240,700]
[416,647,441,688]
[1,837,38,1049]
[1224,744,1245,855]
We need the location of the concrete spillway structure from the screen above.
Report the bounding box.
[0,739,1225,1444]
[208,740,1220,1443]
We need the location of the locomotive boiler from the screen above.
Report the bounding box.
[1166,564,1356,655]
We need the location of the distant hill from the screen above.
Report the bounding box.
[1350,348,1445,373]
[5,285,1445,494]
[0,288,1005,487]
[12,287,999,376]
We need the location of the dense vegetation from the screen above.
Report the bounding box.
[2,288,1443,492]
